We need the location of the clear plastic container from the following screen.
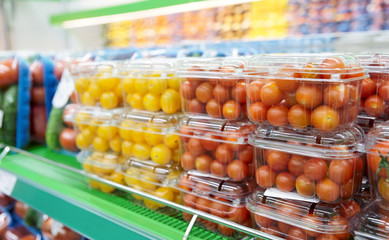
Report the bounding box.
[71,106,122,153]
[118,110,181,165]
[41,216,82,240]
[77,150,124,194]
[177,57,247,120]
[244,54,365,133]
[351,201,389,240]
[119,158,181,210]
[247,191,361,240]
[174,173,254,237]
[178,117,255,181]
[71,62,122,109]
[249,126,365,203]
[118,59,181,114]
[357,54,389,121]
[365,121,389,209]
[4,225,40,240]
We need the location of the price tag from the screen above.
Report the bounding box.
[52,68,75,108]
[0,169,17,195]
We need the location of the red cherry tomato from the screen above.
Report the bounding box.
[287,227,308,240]
[188,98,205,113]
[195,182,211,192]
[316,178,340,202]
[256,165,276,188]
[317,234,340,240]
[364,95,386,117]
[260,82,284,106]
[179,175,193,191]
[274,67,300,93]
[304,158,328,181]
[296,175,315,196]
[328,216,349,240]
[296,84,323,109]
[328,159,353,185]
[0,58,18,88]
[267,105,289,126]
[213,84,230,103]
[339,199,360,219]
[195,155,212,173]
[287,104,311,128]
[249,102,268,122]
[276,172,295,192]
[261,226,282,238]
[210,201,229,218]
[183,193,197,208]
[218,224,235,236]
[222,100,241,120]
[30,61,44,84]
[206,99,222,118]
[266,150,291,172]
[215,144,234,164]
[187,138,206,156]
[31,86,45,105]
[196,82,213,103]
[237,146,253,163]
[320,57,346,79]
[210,160,227,177]
[378,81,389,101]
[323,84,349,108]
[229,206,249,224]
[284,92,298,107]
[232,81,246,104]
[254,212,274,228]
[195,197,211,213]
[311,105,340,132]
[227,160,248,181]
[181,151,196,170]
[200,133,219,151]
[181,81,196,100]
[361,77,377,98]
[339,178,354,199]
[59,128,78,152]
[288,155,308,177]
[248,81,264,101]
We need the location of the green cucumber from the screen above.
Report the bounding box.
[46,107,64,150]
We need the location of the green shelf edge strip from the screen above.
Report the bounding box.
[50,0,207,25]
[0,146,230,240]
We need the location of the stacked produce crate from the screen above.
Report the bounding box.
[244,54,367,239]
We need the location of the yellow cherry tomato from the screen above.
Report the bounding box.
[155,187,174,201]
[81,92,96,106]
[108,171,124,184]
[129,93,144,110]
[89,179,100,189]
[100,91,119,109]
[121,141,133,157]
[160,89,181,114]
[132,143,151,160]
[143,93,161,112]
[148,78,166,95]
[144,128,163,146]
[93,137,109,152]
[131,130,144,144]
[109,135,121,153]
[150,144,172,165]
[76,133,92,149]
[171,148,181,163]
[99,182,115,193]
[114,82,123,101]
[119,123,132,141]
[98,126,117,140]
[87,82,102,100]
[74,112,91,130]
[123,78,135,94]
[134,79,149,94]
[139,176,159,191]
[167,77,181,91]
[132,186,145,200]
[75,77,90,94]
[97,77,119,90]
[82,162,93,173]
[163,134,180,149]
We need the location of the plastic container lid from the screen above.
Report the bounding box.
[71,106,123,126]
[77,150,121,174]
[178,117,255,144]
[247,191,360,234]
[70,61,117,77]
[120,158,181,186]
[365,121,389,153]
[351,201,389,240]
[357,54,389,73]
[118,59,176,76]
[176,57,247,79]
[249,125,365,159]
[119,110,180,133]
[245,53,364,81]
[175,173,254,202]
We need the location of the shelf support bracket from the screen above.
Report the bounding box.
[183,214,198,240]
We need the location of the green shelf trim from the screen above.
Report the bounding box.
[0,146,229,240]
[50,0,206,25]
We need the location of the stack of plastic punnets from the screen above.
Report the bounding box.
[244,54,367,239]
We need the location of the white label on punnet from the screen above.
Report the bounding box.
[0,169,17,195]
[52,68,75,108]
[264,188,320,203]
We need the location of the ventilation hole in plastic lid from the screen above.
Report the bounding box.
[221,121,227,132]
[315,135,322,144]
[217,180,225,192]
[309,202,317,215]
[369,119,375,128]
[261,195,267,204]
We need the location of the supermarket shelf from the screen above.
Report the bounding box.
[0,145,243,240]
[0,145,279,240]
